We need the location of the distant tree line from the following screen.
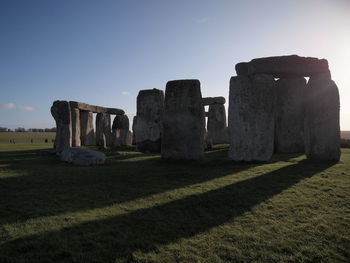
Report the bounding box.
[0,127,56,132]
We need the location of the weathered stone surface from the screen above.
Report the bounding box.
[69,101,124,115]
[112,114,129,130]
[69,102,81,147]
[134,89,164,153]
[236,55,329,78]
[59,147,106,166]
[125,131,133,146]
[51,100,72,152]
[228,74,275,161]
[207,104,229,144]
[202,97,226,105]
[80,111,95,146]
[204,128,213,150]
[111,129,119,146]
[96,113,111,147]
[112,115,132,146]
[304,74,340,161]
[274,77,306,153]
[162,79,205,160]
[99,134,107,149]
[132,116,136,145]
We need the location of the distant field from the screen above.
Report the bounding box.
[1,131,349,144]
[0,132,55,144]
[341,131,350,140]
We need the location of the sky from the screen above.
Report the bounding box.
[0,0,350,130]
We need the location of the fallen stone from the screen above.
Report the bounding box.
[202,97,226,105]
[274,77,306,153]
[134,89,164,153]
[51,100,72,152]
[236,55,329,78]
[59,147,106,166]
[304,73,340,161]
[228,74,275,161]
[162,79,205,160]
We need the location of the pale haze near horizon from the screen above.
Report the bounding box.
[0,0,349,130]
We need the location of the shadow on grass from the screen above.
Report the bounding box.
[0,147,260,225]
[0,159,334,262]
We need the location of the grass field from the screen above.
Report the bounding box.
[0,131,350,144]
[0,131,349,143]
[0,132,56,144]
[0,143,349,263]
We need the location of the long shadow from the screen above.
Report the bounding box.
[0,149,47,164]
[0,148,257,225]
[0,160,334,262]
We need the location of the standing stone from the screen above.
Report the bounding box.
[111,115,121,146]
[204,128,213,150]
[162,79,205,160]
[304,73,340,161]
[80,111,95,146]
[132,116,136,145]
[69,102,81,147]
[95,113,103,146]
[228,74,275,161]
[96,113,111,147]
[99,134,107,149]
[274,77,306,153]
[50,100,72,152]
[134,89,164,153]
[119,115,132,146]
[207,104,229,144]
[112,114,132,146]
[105,114,112,146]
[125,131,133,146]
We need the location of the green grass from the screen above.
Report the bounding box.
[0,132,56,144]
[0,144,349,263]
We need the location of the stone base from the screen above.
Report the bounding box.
[137,139,161,153]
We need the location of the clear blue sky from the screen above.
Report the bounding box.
[1,0,349,129]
